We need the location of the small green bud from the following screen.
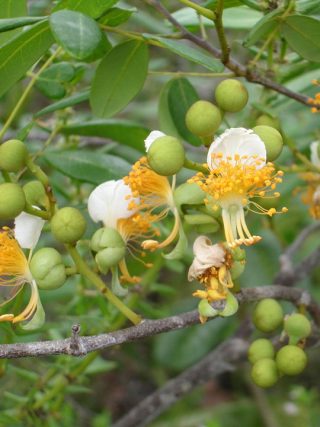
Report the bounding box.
[185,100,222,137]
[215,79,248,113]
[23,180,48,207]
[51,207,86,243]
[90,227,125,253]
[230,260,245,279]
[147,136,185,176]
[30,247,66,290]
[276,345,307,376]
[95,247,126,274]
[0,139,28,172]
[251,359,278,388]
[248,339,275,364]
[253,298,283,333]
[284,313,311,343]
[256,114,281,131]
[0,183,25,220]
[230,247,246,261]
[253,125,283,162]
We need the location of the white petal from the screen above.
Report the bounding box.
[88,179,139,228]
[144,130,165,152]
[207,128,266,169]
[310,141,320,167]
[14,212,45,249]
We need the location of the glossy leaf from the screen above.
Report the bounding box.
[0,0,27,45]
[0,16,45,32]
[281,15,320,62]
[44,150,131,184]
[0,20,54,97]
[53,0,118,18]
[99,7,135,27]
[90,40,149,118]
[144,35,224,72]
[244,8,282,47]
[35,62,75,99]
[35,90,89,117]
[50,10,103,60]
[61,119,149,151]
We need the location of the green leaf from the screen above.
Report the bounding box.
[90,40,149,118]
[61,119,150,151]
[0,0,27,45]
[34,89,90,117]
[0,20,54,98]
[49,10,103,60]
[53,0,118,19]
[99,7,135,27]
[166,78,202,146]
[35,62,75,99]
[44,150,131,184]
[0,16,45,32]
[144,35,224,72]
[281,15,320,62]
[243,8,283,47]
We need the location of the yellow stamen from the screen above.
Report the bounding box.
[118,258,140,284]
[141,208,180,251]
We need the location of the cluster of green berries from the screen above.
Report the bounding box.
[249,299,311,388]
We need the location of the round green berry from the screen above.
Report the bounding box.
[276,345,307,376]
[23,180,47,207]
[253,298,283,333]
[147,135,185,176]
[248,339,275,364]
[0,139,28,172]
[251,359,278,388]
[253,125,283,162]
[0,183,26,220]
[256,114,281,131]
[51,207,86,244]
[30,247,66,290]
[215,79,248,113]
[284,313,311,341]
[185,100,222,137]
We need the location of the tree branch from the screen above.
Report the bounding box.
[0,285,319,359]
[145,0,314,108]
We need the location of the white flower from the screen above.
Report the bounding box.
[144,130,165,152]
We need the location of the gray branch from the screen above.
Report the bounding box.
[0,285,319,359]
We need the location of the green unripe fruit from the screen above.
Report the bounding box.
[253,298,283,333]
[51,207,86,243]
[276,345,307,376]
[215,79,248,113]
[185,100,222,137]
[23,180,47,207]
[90,227,125,253]
[251,359,278,388]
[30,248,66,290]
[0,139,28,172]
[253,125,283,162]
[284,313,311,342]
[0,183,26,220]
[256,114,281,131]
[147,136,185,176]
[248,339,275,364]
[96,247,126,273]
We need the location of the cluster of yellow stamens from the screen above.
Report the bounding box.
[189,153,287,247]
[0,228,37,323]
[308,80,320,113]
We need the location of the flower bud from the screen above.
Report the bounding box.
[276,345,307,376]
[253,125,283,162]
[256,114,281,131]
[0,183,25,220]
[284,313,311,344]
[30,247,66,290]
[0,139,28,172]
[51,207,86,243]
[230,247,246,261]
[253,298,283,333]
[185,100,222,137]
[248,339,275,364]
[23,180,48,207]
[90,227,126,273]
[251,359,278,388]
[147,136,185,176]
[215,79,248,113]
